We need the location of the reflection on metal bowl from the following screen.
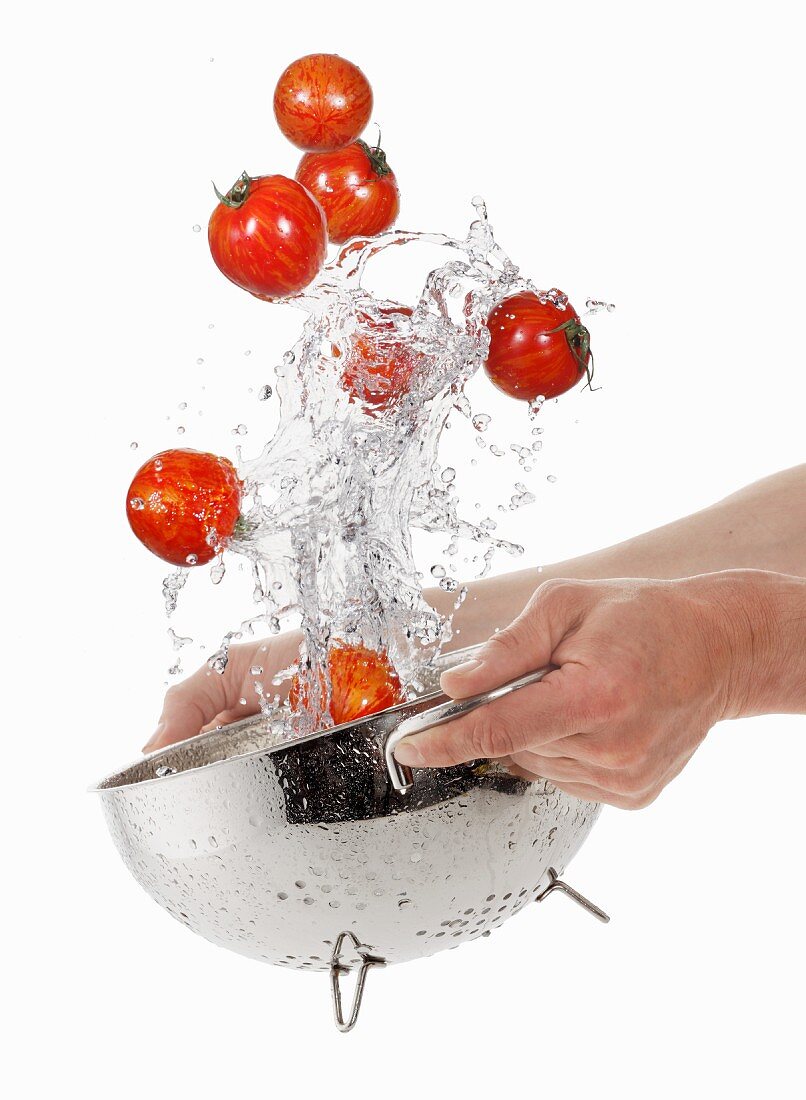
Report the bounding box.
[92,646,607,1030]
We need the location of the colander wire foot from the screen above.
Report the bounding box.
[329,930,387,1033]
[535,867,610,923]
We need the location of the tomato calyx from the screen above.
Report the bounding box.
[232,514,255,539]
[548,316,597,391]
[356,137,392,179]
[212,171,252,209]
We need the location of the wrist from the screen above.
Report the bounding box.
[692,570,805,720]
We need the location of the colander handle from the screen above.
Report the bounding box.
[384,664,556,794]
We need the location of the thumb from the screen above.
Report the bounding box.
[439,579,586,699]
[143,662,228,753]
[144,694,207,753]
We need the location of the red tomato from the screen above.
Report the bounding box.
[289,641,404,724]
[483,291,593,401]
[296,139,400,244]
[273,54,373,151]
[208,173,327,300]
[335,305,415,410]
[126,449,242,567]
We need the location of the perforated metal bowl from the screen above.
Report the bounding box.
[92,646,607,1030]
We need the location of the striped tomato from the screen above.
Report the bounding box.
[273,53,373,152]
[483,292,593,401]
[336,305,414,410]
[126,449,242,567]
[296,139,400,244]
[289,642,404,724]
[208,173,327,300]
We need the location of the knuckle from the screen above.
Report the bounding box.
[594,740,633,769]
[593,729,650,771]
[594,676,630,722]
[536,577,576,600]
[623,787,660,811]
[614,771,648,797]
[465,709,516,760]
[579,663,630,721]
[483,629,522,662]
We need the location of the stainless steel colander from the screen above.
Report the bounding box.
[92,646,608,1031]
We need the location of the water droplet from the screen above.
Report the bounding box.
[130,441,138,450]
[510,487,536,509]
[585,297,616,314]
[168,627,192,650]
[470,195,488,220]
[258,384,273,400]
[232,424,248,436]
[441,467,456,483]
[250,665,264,676]
[472,413,491,432]
[430,564,446,578]
[177,426,185,434]
[192,224,201,233]
[196,358,204,365]
[547,474,558,483]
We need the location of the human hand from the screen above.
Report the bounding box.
[143,630,302,752]
[393,573,770,808]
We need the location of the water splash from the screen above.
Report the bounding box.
[170,202,601,734]
[221,206,565,731]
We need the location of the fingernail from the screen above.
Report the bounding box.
[445,657,482,677]
[393,737,426,768]
[142,724,165,754]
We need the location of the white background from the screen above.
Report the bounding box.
[3,1,804,1097]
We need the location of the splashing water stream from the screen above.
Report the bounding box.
[182,202,589,734]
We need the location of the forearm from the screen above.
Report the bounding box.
[428,464,806,646]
